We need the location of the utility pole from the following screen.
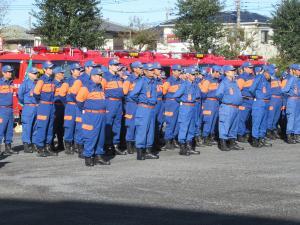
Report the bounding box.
[236,0,241,29]
[165,0,171,21]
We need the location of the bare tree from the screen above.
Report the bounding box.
[0,0,9,34]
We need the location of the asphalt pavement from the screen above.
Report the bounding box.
[0,133,299,225]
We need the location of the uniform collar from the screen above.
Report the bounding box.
[1,77,12,84]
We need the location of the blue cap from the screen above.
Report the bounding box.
[2,65,14,72]
[171,64,182,71]
[131,61,143,69]
[255,66,263,74]
[109,59,120,66]
[84,60,97,68]
[223,65,236,72]
[90,67,103,76]
[185,67,196,75]
[42,61,54,69]
[212,65,222,72]
[101,66,108,73]
[143,63,154,71]
[53,66,64,74]
[269,64,277,70]
[242,62,254,68]
[153,62,162,70]
[28,67,39,74]
[263,65,275,74]
[70,63,82,71]
[289,64,300,70]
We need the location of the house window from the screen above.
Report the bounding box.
[261,30,269,44]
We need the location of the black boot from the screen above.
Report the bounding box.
[272,130,280,139]
[209,135,218,145]
[237,135,247,143]
[266,130,274,140]
[144,148,159,159]
[195,136,205,147]
[173,139,180,149]
[203,137,212,146]
[186,141,200,155]
[94,155,110,165]
[251,138,262,148]
[73,143,79,153]
[36,147,48,157]
[114,144,127,155]
[127,142,134,154]
[24,143,33,153]
[179,143,190,156]
[64,142,73,154]
[31,144,37,152]
[286,134,296,144]
[56,142,65,151]
[4,143,16,155]
[219,139,230,151]
[78,145,84,159]
[136,149,145,160]
[45,144,58,156]
[228,139,244,150]
[259,138,272,147]
[85,157,94,167]
[294,134,300,143]
[162,140,173,150]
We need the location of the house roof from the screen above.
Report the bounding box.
[1,25,35,41]
[101,20,132,33]
[160,10,270,26]
[27,19,132,36]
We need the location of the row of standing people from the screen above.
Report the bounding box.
[0,60,299,167]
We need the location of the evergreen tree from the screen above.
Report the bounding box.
[271,0,300,62]
[32,0,105,48]
[174,0,223,52]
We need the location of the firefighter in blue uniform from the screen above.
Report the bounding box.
[33,61,57,157]
[53,66,66,151]
[102,59,125,155]
[249,65,272,148]
[153,62,164,151]
[173,67,200,156]
[194,68,203,147]
[280,71,289,140]
[76,67,110,166]
[129,63,159,160]
[0,65,16,155]
[266,65,283,139]
[162,64,182,150]
[281,64,300,144]
[68,63,86,155]
[201,65,221,146]
[123,61,143,154]
[61,63,82,155]
[17,67,39,153]
[216,65,244,151]
[237,62,255,143]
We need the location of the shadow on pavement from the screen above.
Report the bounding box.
[0,155,10,168]
[0,199,299,225]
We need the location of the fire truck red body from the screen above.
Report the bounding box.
[0,46,266,119]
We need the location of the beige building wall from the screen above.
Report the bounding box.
[157,22,278,59]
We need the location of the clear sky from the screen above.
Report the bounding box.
[5,0,280,29]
